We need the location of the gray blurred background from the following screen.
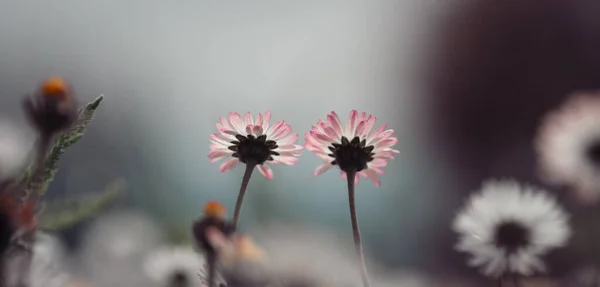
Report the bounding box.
[0,0,442,270]
[2,0,600,284]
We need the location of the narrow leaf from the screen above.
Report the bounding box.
[21,95,104,199]
[40,178,126,231]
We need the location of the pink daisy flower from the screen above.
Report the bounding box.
[208,111,302,179]
[304,110,399,287]
[208,111,302,230]
[304,110,399,187]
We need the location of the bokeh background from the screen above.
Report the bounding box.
[1,0,600,286]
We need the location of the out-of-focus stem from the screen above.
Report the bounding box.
[206,252,217,287]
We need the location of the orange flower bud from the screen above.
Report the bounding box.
[203,201,226,219]
[40,77,70,101]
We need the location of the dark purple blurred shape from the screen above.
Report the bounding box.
[424,0,600,282]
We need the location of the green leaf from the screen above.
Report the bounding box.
[21,95,104,199]
[40,178,126,231]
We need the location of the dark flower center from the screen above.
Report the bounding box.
[168,270,189,287]
[228,134,278,165]
[328,136,375,172]
[586,140,600,168]
[494,221,531,253]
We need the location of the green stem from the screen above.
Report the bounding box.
[346,169,371,287]
[232,163,256,230]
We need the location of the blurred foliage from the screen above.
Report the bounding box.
[41,178,126,231]
[19,95,104,199]
[8,95,124,230]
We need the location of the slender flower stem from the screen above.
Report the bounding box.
[206,252,217,287]
[346,169,371,287]
[232,162,256,230]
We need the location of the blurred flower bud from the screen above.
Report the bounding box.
[192,202,234,255]
[23,77,77,137]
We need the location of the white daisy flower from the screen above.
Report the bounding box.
[143,245,207,287]
[535,92,600,203]
[452,179,571,277]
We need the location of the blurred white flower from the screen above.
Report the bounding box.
[143,245,206,287]
[0,119,34,180]
[78,210,163,287]
[535,92,600,203]
[5,232,71,287]
[453,180,570,277]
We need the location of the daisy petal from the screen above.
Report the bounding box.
[363,169,381,187]
[255,113,264,128]
[313,162,332,176]
[244,112,254,126]
[277,133,299,146]
[246,124,254,136]
[257,165,273,180]
[327,114,343,138]
[253,125,263,135]
[219,158,239,172]
[228,112,244,134]
[263,111,272,130]
[345,110,359,137]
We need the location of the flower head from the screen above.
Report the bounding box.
[143,245,206,287]
[535,92,600,203]
[192,202,234,254]
[23,77,77,136]
[453,180,570,277]
[304,110,399,187]
[208,111,302,179]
